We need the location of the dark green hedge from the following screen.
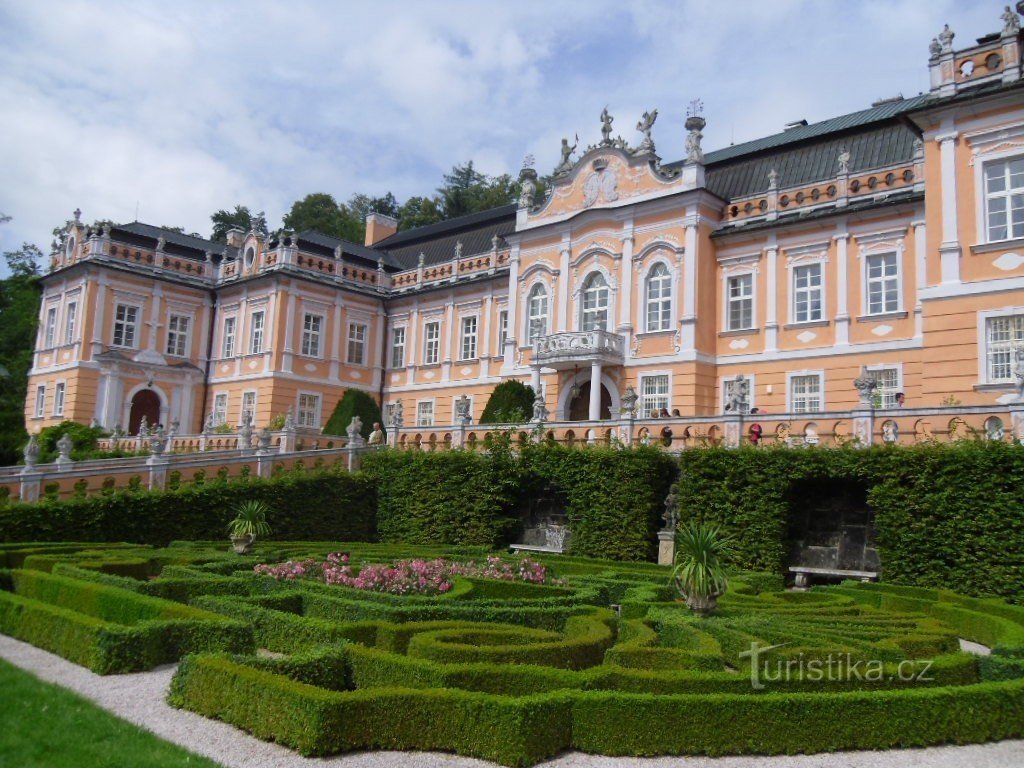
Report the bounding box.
[0,469,377,546]
[676,443,1024,603]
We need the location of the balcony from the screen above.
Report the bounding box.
[532,329,625,368]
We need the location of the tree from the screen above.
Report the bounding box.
[210,206,268,243]
[0,241,43,464]
[323,389,382,439]
[282,193,363,242]
[396,196,444,231]
[348,192,400,221]
[479,381,536,424]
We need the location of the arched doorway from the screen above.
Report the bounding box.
[128,389,161,434]
[568,381,612,421]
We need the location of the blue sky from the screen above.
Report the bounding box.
[0,0,1003,265]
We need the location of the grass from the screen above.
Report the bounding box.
[0,658,223,768]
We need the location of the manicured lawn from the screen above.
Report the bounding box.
[0,658,222,768]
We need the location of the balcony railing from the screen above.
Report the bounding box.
[532,329,625,367]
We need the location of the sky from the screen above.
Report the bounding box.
[0,0,1004,265]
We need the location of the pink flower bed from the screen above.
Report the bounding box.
[253,552,558,595]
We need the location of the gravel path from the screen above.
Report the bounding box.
[2,633,1022,768]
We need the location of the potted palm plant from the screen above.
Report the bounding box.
[228,499,272,555]
[671,521,733,616]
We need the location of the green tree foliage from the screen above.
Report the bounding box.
[34,420,109,463]
[322,389,382,439]
[210,206,268,243]
[396,196,444,231]
[282,193,364,243]
[0,241,42,465]
[479,381,536,424]
[348,192,400,221]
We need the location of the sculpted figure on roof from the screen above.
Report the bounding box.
[600,107,614,145]
[1003,5,1020,35]
[555,135,578,175]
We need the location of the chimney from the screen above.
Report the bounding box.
[225,227,245,248]
[364,212,398,247]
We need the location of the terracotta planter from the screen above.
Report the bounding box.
[230,534,254,555]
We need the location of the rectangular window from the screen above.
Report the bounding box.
[213,393,228,426]
[792,263,823,323]
[301,313,323,357]
[112,304,139,348]
[460,316,478,360]
[417,400,434,427]
[986,314,1024,382]
[984,157,1024,241]
[727,274,753,331]
[53,382,65,417]
[790,374,823,414]
[222,316,236,358]
[866,253,899,315]
[240,391,257,425]
[44,306,57,348]
[298,393,320,428]
[391,327,406,369]
[34,385,45,418]
[64,302,77,345]
[249,310,265,354]
[640,375,669,418]
[870,367,900,408]
[347,323,367,365]
[423,321,440,365]
[498,310,508,352]
[166,314,190,357]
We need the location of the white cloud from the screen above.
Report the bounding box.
[0,0,1008,264]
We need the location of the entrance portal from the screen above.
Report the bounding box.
[567,381,612,421]
[128,389,161,434]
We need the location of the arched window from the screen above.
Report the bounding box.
[527,284,548,343]
[580,272,609,331]
[645,262,671,331]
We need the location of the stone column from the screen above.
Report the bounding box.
[834,232,850,345]
[764,243,778,352]
[557,241,570,331]
[680,219,698,350]
[282,288,297,373]
[589,361,602,421]
[503,245,520,370]
[723,413,742,448]
[619,228,634,332]
[936,130,961,285]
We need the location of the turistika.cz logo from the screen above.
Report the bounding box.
[737,641,935,690]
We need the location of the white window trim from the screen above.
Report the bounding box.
[574,267,616,333]
[638,370,672,418]
[459,314,479,361]
[248,309,266,355]
[300,312,325,358]
[416,398,436,427]
[34,384,46,418]
[642,259,676,333]
[240,389,258,425]
[720,373,757,413]
[523,281,551,347]
[52,380,66,417]
[63,300,79,345]
[296,390,323,429]
[165,312,193,358]
[785,249,829,325]
[347,321,368,366]
[973,143,1024,245]
[43,304,58,349]
[212,391,229,426]
[423,320,441,366]
[786,369,826,414]
[856,235,905,317]
[112,302,142,349]
[978,306,1024,384]
[864,363,903,407]
[391,325,407,369]
[497,309,509,357]
[221,315,238,359]
[722,269,757,331]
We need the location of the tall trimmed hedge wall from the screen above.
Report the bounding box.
[676,443,1024,603]
[363,444,676,560]
[0,470,377,546]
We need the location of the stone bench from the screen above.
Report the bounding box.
[509,543,565,555]
[789,566,878,588]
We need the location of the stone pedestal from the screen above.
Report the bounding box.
[723,414,742,448]
[19,470,42,503]
[658,530,676,566]
[1011,402,1024,444]
[146,455,169,491]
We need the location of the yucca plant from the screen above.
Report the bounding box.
[227,500,272,554]
[670,521,733,616]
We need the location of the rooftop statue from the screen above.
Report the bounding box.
[1003,5,1020,35]
[929,37,942,58]
[555,134,578,175]
[837,147,851,175]
[938,23,954,53]
[635,109,658,154]
[600,107,614,145]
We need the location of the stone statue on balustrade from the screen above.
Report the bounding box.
[23,434,39,468]
[854,367,878,407]
[726,375,750,415]
[347,416,364,447]
[56,432,73,465]
[531,390,549,424]
[455,395,472,426]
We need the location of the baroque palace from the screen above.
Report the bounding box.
[23,8,1024,440]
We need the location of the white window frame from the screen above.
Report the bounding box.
[222,316,236,358]
[112,303,141,349]
[791,262,825,324]
[865,364,903,408]
[979,307,1024,385]
[864,252,901,316]
[53,381,66,417]
[787,370,825,414]
[526,283,549,344]
[725,272,755,331]
[347,322,367,365]
[34,384,46,418]
[166,313,191,358]
[391,326,406,369]
[497,309,509,353]
[459,315,478,361]
[240,390,257,425]
[721,373,758,413]
[579,271,610,332]
[416,399,435,427]
[249,310,265,355]
[63,301,78,345]
[297,391,322,429]
[301,313,324,358]
[638,372,671,418]
[212,392,229,426]
[644,262,673,332]
[423,320,440,365]
[44,305,58,348]
[982,155,1024,242]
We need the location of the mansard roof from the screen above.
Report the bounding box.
[374,204,517,270]
[293,230,403,270]
[114,222,229,260]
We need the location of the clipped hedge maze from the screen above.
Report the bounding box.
[2,541,1024,765]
